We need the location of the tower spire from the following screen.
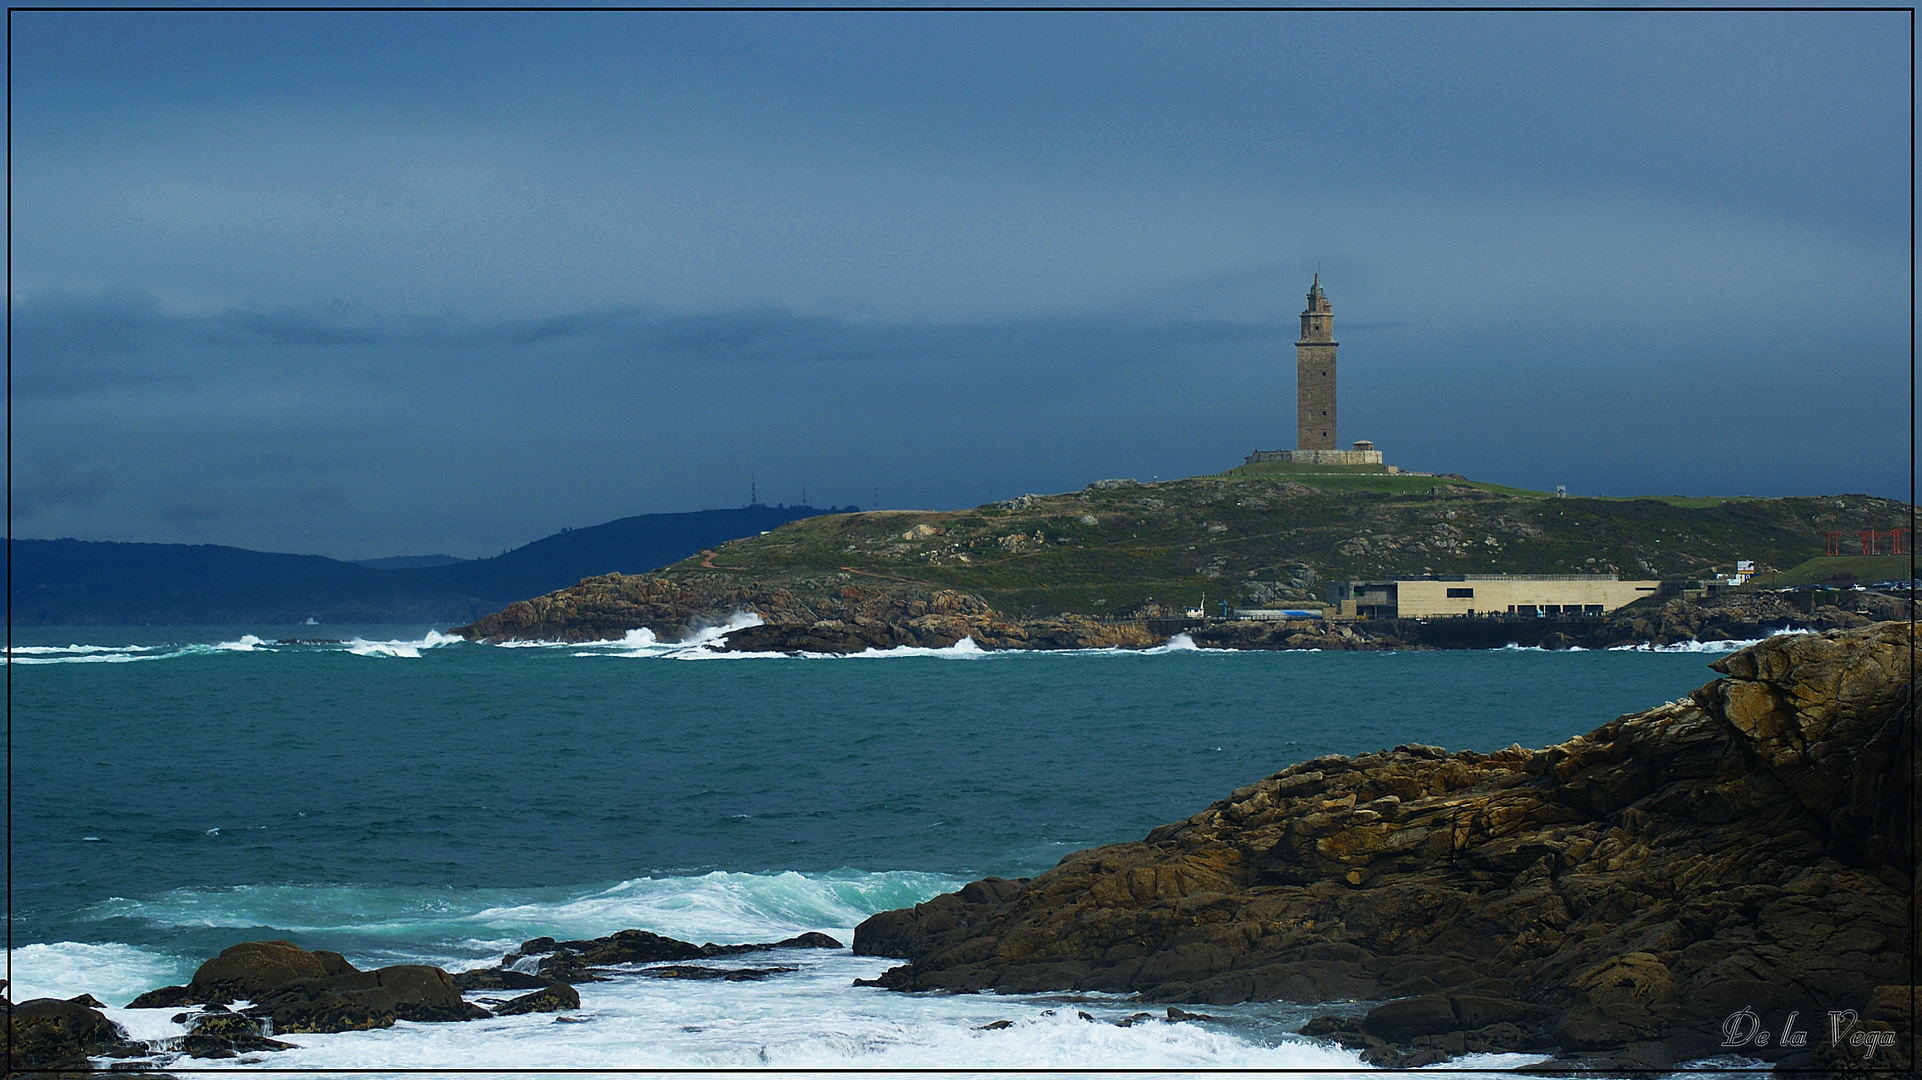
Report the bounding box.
[1296,275,1337,450]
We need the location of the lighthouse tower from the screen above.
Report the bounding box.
[1241,274,1389,470]
[1296,274,1337,451]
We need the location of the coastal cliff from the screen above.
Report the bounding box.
[451,575,1160,651]
[450,565,1896,655]
[852,622,1915,1070]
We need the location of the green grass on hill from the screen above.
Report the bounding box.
[1219,466,1549,499]
[1591,495,1756,508]
[1747,555,1914,588]
[654,473,1912,619]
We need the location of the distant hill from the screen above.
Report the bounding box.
[350,554,469,569]
[10,505,837,625]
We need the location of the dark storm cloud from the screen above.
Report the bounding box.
[12,461,117,520]
[8,290,1304,556]
[10,291,175,396]
[14,292,1288,381]
[7,10,1910,557]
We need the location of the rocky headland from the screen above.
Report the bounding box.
[449,565,1904,657]
[852,621,1915,1070]
[8,929,841,1073]
[444,477,1912,651]
[451,574,1161,651]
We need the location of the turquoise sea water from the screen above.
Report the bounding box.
[10,624,1748,1070]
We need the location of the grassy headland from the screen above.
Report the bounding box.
[649,473,1909,619]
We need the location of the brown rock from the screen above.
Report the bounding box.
[490,982,580,1015]
[852,623,1915,1068]
[183,940,330,1004]
[252,963,485,1029]
[6,997,133,1071]
[453,967,554,991]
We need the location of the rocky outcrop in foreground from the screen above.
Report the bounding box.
[854,622,1915,1070]
[16,929,842,1071]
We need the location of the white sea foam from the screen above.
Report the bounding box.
[344,630,465,658]
[86,955,1375,1072]
[38,869,1588,1074]
[1608,628,1809,654]
[463,870,964,944]
[831,636,989,660]
[1494,642,1587,653]
[695,630,1222,662]
[10,643,151,654]
[502,615,1241,662]
[11,631,471,664]
[9,641,243,664]
[540,612,771,659]
[10,641,188,664]
[77,870,964,948]
[7,941,186,1006]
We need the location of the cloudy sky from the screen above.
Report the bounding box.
[10,10,1911,559]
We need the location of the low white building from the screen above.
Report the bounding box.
[1326,575,1662,619]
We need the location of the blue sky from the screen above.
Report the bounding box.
[10,10,1912,559]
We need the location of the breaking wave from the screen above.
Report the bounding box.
[10,631,467,664]
[1608,627,1811,653]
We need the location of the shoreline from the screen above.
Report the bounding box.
[450,578,1907,655]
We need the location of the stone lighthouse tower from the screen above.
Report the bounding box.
[1296,273,1337,450]
[1241,273,1386,470]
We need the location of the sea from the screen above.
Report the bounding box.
[10,620,1778,1075]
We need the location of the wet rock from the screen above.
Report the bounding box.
[518,927,842,981]
[852,624,1915,1068]
[7,997,136,1071]
[250,963,489,1032]
[1362,995,1457,1041]
[124,943,492,1036]
[490,982,580,1015]
[124,940,357,1008]
[125,986,195,1009]
[311,950,356,976]
[642,965,797,981]
[256,989,399,1034]
[180,940,334,1004]
[714,931,844,952]
[452,967,554,991]
[177,1009,297,1059]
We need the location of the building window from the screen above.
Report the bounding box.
[1446,588,1474,598]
